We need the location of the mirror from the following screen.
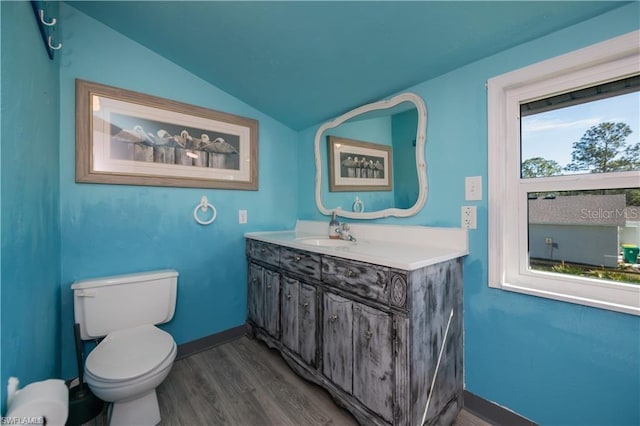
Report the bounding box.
[314,92,427,219]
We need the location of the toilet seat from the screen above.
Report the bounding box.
[86,324,175,382]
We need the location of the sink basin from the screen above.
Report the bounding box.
[297,237,355,247]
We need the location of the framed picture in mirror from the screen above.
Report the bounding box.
[75,79,258,190]
[327,135,392,192]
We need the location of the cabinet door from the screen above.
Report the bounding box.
[281,276,299,353]
[353,303,394,422]
[323,292,353,394]
[299,283,317,366]
[263,269,280,337]
[248,263,264,329]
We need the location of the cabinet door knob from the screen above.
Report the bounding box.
[303,302,309,308]
[329,314,338,322]
[267,284,272,289]
[365,330,373,340]
[287,293,292,300]
[346,269,354,277]
[294,256,302,262]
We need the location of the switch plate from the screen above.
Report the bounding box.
[238,210,247,224]
[461,206,477,229]
[465,176,482,201]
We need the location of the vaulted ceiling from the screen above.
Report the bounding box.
[68,1,628,130]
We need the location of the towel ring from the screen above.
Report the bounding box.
[194,196,217,225]
[352,196,365,213]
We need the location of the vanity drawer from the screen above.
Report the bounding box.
[280,247,321,280]
[247,240,280,267]
[322,256,389,304]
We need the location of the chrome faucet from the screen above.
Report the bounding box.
[336,223,357,242]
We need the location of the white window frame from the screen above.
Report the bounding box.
[488,30,640,316]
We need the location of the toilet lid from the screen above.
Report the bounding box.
[86,324,175,381]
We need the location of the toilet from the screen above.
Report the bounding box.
[71,269,179,426]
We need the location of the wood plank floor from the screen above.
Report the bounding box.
[84,337,492,426]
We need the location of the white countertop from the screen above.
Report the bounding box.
[245,220,468,271]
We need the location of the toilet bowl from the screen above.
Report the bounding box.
[84,324,177,426]
[71,269,179,426]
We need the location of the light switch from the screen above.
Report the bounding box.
[465,176,482,201]
[238,210,247,224]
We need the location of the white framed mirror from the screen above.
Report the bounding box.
[314,92,427,219]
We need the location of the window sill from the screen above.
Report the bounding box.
[496,273,640,316]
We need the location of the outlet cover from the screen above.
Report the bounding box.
[461,206,477,229]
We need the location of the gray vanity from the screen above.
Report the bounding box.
[245,221,467,426]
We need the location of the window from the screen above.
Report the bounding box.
[487,31,640,315]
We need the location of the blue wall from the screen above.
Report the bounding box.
[0,1,61,413]
[1,2,638,424]
[298,4,640,424]
[58,4,299,378]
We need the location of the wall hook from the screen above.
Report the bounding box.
[47,36,62,50]
[194,196,217,225]
[39,9,56,26]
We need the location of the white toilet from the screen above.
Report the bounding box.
[72,269,179,426]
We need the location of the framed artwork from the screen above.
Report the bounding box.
[327,135,392,192]
[75,79,258,190]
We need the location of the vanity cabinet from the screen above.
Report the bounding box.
[323,292,394,422]
[281,275,317,366]
[352,302,394,422]
[246,238,464,426]
[280,276,299,352]
[247,263,280,338]
[322,292,354,393]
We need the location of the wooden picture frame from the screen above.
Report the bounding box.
[327,135,392,192]
[76,79,258,190]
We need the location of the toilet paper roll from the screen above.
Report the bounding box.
[6,379,68,426]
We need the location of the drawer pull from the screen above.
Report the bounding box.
[252,278,258,284]
[365,330,373,340]
[329,314,338,322]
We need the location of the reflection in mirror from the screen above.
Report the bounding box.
[314,92,427,219]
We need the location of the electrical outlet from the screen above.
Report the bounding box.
[461,206,477,229]
[465,176,482,201]
[238,210,247,224]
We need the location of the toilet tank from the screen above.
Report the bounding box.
[72,269,178,340]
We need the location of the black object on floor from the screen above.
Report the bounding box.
[67,323,104,426]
